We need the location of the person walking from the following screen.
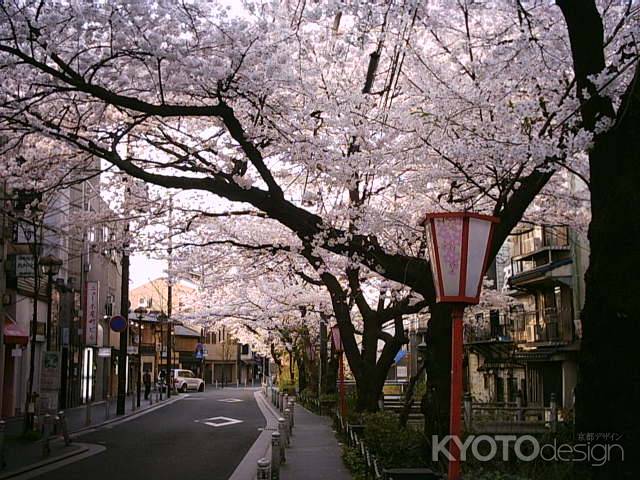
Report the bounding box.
[143,370,152,400]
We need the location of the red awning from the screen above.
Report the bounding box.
[4,318,29,345]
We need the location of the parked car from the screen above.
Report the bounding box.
[172,369,205,393]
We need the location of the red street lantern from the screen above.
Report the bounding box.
[423,212,498,480]
[330,324,346,418]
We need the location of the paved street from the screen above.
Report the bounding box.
[31,388,264,480]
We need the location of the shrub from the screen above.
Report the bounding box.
[362,411,430,468]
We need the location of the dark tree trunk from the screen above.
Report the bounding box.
[422,303,452,441]
[575,70,640,480]
[558,2,640,478]
[354,364,385,413]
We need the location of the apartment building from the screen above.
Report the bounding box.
[465,225,588,410]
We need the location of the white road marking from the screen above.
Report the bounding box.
[194,416,244,428]
[217,398,243,403]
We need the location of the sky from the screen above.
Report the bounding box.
[130,254,166,289]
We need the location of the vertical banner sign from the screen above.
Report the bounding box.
[85,281,100,346]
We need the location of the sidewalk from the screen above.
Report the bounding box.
[1,391,180,478]
[234,390,351,480]
[280,404,351,480]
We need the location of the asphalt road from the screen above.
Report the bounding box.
[36,387,264,480]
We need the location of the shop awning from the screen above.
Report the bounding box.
[4,316,29,345]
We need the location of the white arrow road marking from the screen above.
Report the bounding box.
[218,398,243,403]
[195,416,244,428]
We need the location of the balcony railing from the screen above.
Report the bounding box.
[511,226,569,257]
[467,308,572,344]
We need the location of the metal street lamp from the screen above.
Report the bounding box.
[423,212,498,480]
[157,312,172,398]
[134,307,147,407]
[330,324,346,419]
[39,254,62,351]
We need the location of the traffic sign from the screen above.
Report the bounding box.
[110,315,127,332]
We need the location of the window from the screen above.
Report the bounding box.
[182,371,193,378]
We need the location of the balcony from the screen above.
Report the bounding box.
[510,308,573,344]
[465,323,512,343]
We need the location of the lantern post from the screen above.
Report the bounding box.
[330,324,345,418]
[422,212,498,480]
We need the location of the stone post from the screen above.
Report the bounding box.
[278,417,289,448]
[516,390,524,422]
[57,411,71,445]
[256,458,271,480]
[288,399,295,429]
[42,414,51,458]
[463,392,472,431]
[271,431,282,477]
[550,393,558,433]
[0,420,6,469]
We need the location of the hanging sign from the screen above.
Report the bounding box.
[85,281,99,346]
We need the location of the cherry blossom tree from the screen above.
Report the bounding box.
[0,3,638,475]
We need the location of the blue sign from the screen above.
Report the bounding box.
[110,315,127,333]
[394,350,407,364]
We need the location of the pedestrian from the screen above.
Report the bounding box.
[143,370,152,400]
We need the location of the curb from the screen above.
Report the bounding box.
[69,394,184,438]
[0,443,105,480]
[228,391,279,480]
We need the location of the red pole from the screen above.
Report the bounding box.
[339,352,346,417]
[448,305,465,480]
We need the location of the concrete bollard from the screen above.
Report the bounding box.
[284,408,292,436]
[550,393,558,433]
[105,396,111,420]
[515,390,524,422]
[57,411,71,445]
[271,431,282,476]
[278,417,289,448]
[463,392,472,430]
[256,457,271,480]
[288,399,295,429]
[42,414,51,458]
[0,420,6,469]
[85,400,92,426]
[283,394,288,413]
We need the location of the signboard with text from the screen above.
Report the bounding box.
[15,254,35,277]
[85,281,100,346]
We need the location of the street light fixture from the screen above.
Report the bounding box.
[423,212,498,480]
[157,312,172,398]
[134,307,147,407]
[39,254,63,351]
[330,324,346,418]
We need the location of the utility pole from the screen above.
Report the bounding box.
[166,198,173,398]
[0,182,7,415]
[116,176,130,416]
[24,219,41,432]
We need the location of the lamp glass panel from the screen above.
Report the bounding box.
[465,217,492,298]
[434,217,464,297]
[425,221,441,298]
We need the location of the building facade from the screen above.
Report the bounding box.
[465,225,588,411]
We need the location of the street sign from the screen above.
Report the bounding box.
[98,347,112,357]
[15,254,35,277]
[110,315,127,332]
[127,346,138,355]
